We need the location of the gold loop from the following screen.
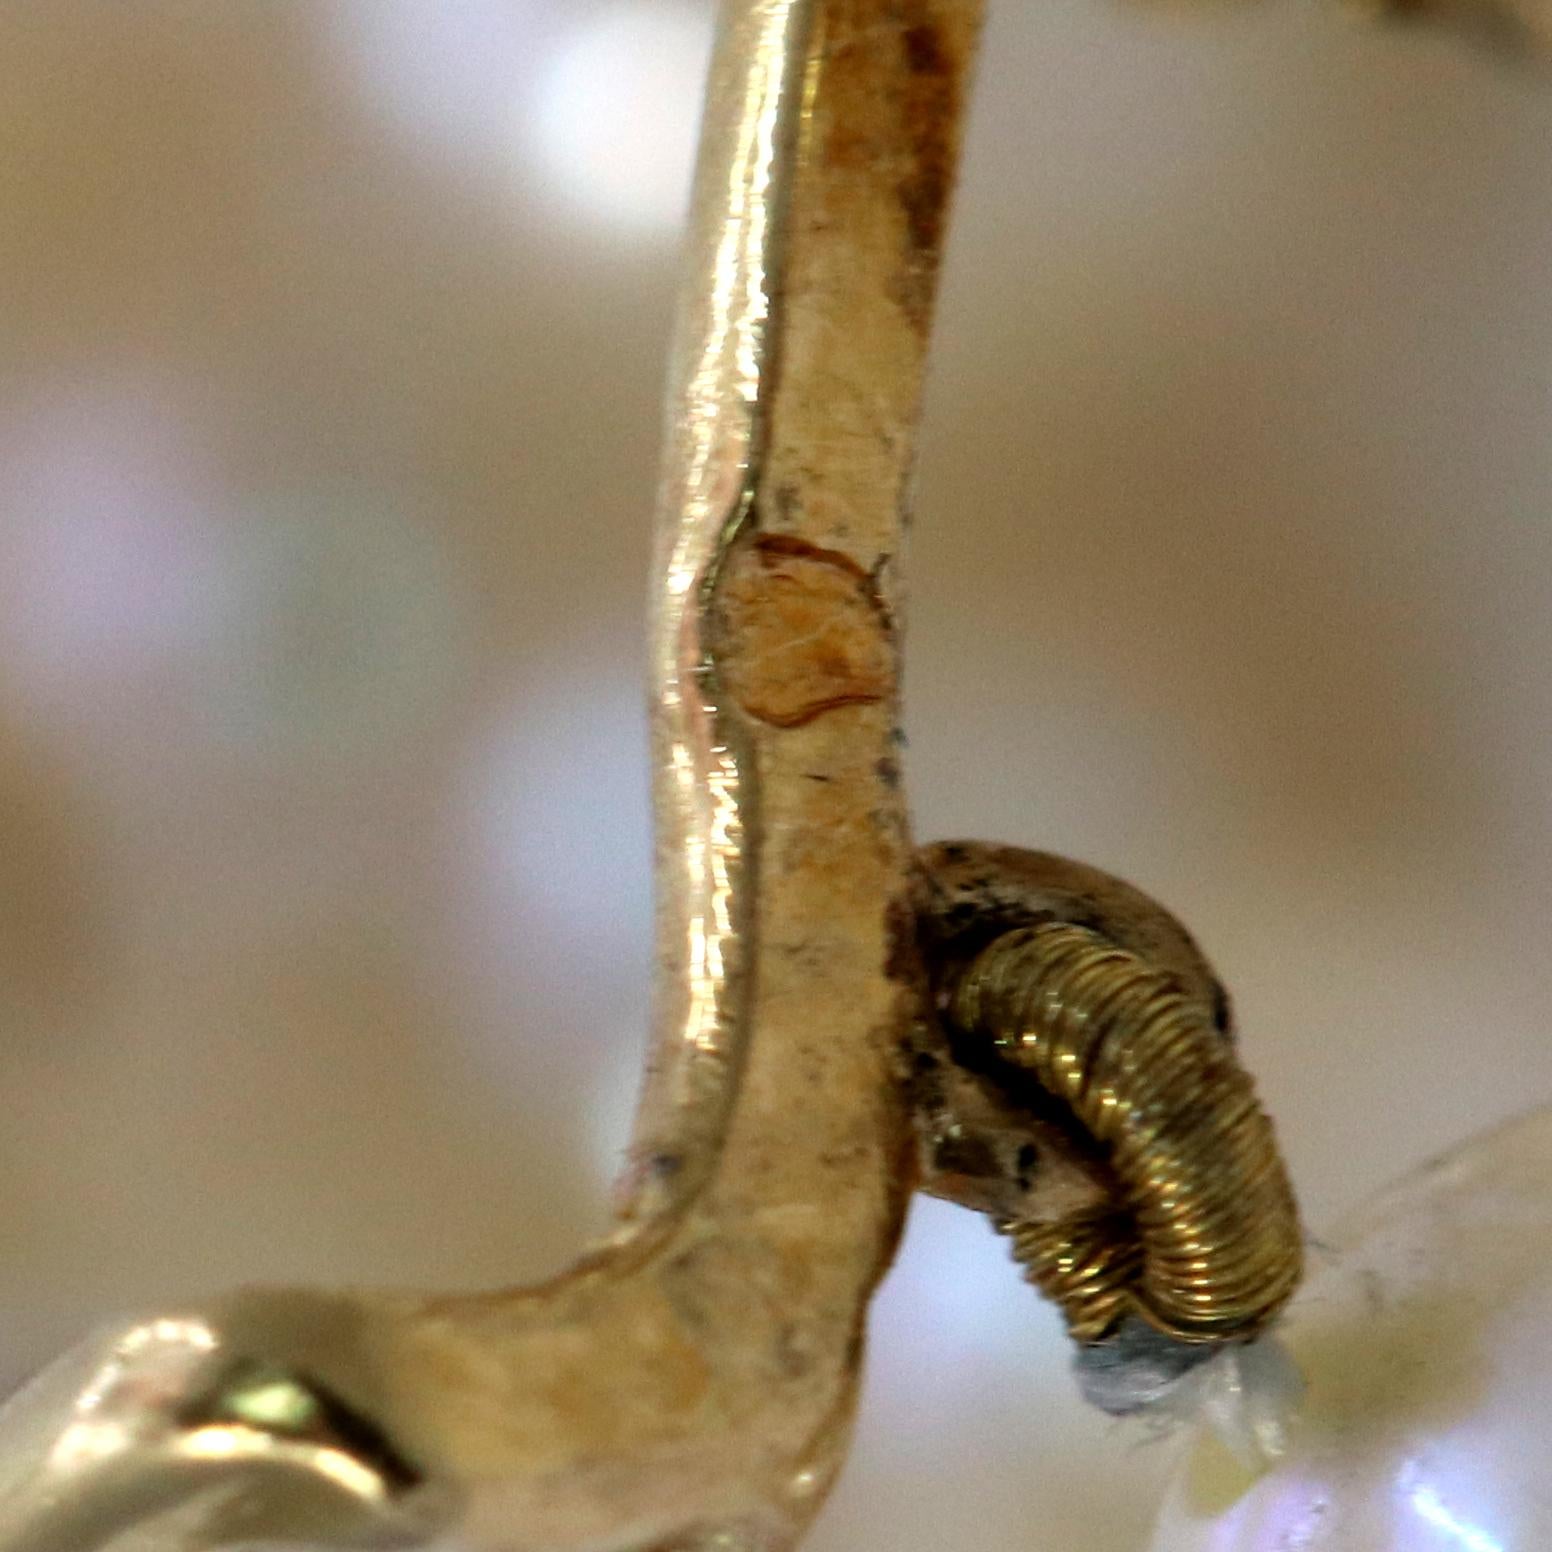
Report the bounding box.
[948,922,1302,1344]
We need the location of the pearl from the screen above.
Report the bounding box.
[1149,1106,1552,1552]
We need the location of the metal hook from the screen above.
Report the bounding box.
[0,6,990,1551]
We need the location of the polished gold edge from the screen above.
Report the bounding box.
[625,0,810,1234]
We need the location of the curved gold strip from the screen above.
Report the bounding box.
[621,0,811,1234]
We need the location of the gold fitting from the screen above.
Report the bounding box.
[948,922,1302,1345]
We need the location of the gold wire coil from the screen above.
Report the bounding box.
[947,922,1302,1345]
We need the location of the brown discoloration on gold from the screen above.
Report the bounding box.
[754,4,981,582]
[717,535,892,729]
[807,4,973,336]
[894,14,967,329]
[917,839,1228,1024]
[813,3,968,322]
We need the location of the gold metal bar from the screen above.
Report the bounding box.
[627,0,984,1252]
[0,8,987,1552]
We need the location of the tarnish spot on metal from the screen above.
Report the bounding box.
[716,535,891,728]
[895,13,968,331]
[897,20,961,251]
[809,6,972,336]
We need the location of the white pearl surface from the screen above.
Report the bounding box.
[1148,1106,1552,1552]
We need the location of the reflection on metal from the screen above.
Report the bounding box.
[0,1310,446,1552]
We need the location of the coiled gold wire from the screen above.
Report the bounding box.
[947,922,1302,1345]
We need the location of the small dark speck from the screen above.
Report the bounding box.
[651,1153,683,1178]
[776,1323,809,1379]
[884,896,919,981]
[805,772,833,784]
[1359,1267,1387,1317]
[902,22,948,75]
[1211,981,1233,1035]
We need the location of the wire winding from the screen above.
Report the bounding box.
[946,921,1302,1345]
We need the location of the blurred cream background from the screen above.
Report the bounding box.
[2,3,1551,1548]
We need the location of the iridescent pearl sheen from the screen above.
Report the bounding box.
[1149,1107,1552,1552]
